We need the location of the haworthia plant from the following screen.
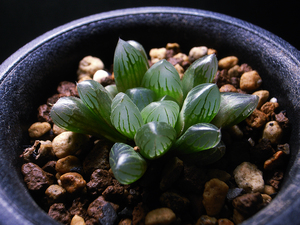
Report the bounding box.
[50,39,259,185]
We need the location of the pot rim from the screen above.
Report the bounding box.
[1,6,300,81]
[0,6,300,225]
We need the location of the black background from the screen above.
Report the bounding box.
[0,0,298,64]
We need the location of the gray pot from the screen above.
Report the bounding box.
[0,7,299,225]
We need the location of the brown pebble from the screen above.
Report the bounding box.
[28,122,51,138]
[196,215,217,225]
[55,155,82,174]
[218,56,238,69]
[21,162,54,192]
[45,184,67,204]
[219,84,237,93]
[145,208,176,225]
[60,172,86,194]
[232,192,263,216]
[202,178,229,216]
[240,70,262,92]
[48,203,72,224]
[218,218,234,225]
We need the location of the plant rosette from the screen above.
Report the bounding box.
[50,39,258,185]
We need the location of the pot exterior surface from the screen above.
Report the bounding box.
[0,7,299,225]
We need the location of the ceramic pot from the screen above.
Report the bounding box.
[0,7,299,225]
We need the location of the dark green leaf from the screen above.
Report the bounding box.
[134,122,177,160]
[176,83,220,136]
[50,97,127,142]
[125,88,156,111]
[182,54,218,97]
[140,100,180,128]
[109,143,147,185]
[174,123,221,154]
[105,84,118,98]
[77,80,112,126]
[111,93,144,139]
[113,39,149,92]
[141,59,183,105]
[211,92,259,128]
[127,40,149,67]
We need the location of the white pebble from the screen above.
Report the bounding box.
[233,162,264,193]
[270,97,278,103]
[93,70,109,83]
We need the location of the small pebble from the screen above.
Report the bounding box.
[21,162,54,192]
[70,215,86,225]
[77,56,104,78]
[45,184,67,204]
[52,124,66,136]
[263,185,277,195]
[218,218,234,225]
[219,84,237,93]
[93,70,109,83]
[262,121,282,144]
[252,90,269,109]
[232,192,263,216]
[195,215,217,225]
[149,48,167,64]
[202,178,229,216]
[218,56,238,69]
[145,208,176,225]
[188,46,208,62]
[99,203,118,225]
[60,172,86,194]
[28,122,51,138]
[240,70,262,92]
[55,155,82,174]
[233,162,264,193]
[52,131,89,158]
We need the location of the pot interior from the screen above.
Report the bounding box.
[0,7,299,225]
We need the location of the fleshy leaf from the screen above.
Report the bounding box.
[111,93,144,139]
[182,54,218,97]
[77,80,112,126]
[134,122,177,160]
[113,38,149,92]
[140,100,180,128]
[125,88,156,111]
[174,123,221,154]
[127,40,149,67]
[178,141,226,165]
[105,84,118,98]
[109,143,147,185]
[175,83,220,136]
[211,92,259,128]
[141,59,183,105]
[50,97,127,142]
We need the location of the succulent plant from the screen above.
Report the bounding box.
[50,39,258,184]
